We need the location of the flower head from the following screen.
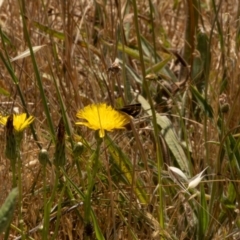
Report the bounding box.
[76,103,130,138]
[0,113,34,132]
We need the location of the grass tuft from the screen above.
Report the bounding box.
[0,0,239,239]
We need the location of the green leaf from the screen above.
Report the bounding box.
[117,59,142,84]
[219,183,237,224]
[157,115,189,174]
[117,43,150,63]
[228,133,240,167]
[225,182,236,205]
[190,86,213,118]
[0,87,10,96]
[140,35,178,82]
[0,188,18,234]
[137,94,190,176]
[91,210,105,240]
[145,56,172,75]
[33,21,65,40]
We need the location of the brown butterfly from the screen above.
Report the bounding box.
[117,103,142,118]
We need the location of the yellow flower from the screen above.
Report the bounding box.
[76,103,130,138]
[0,113,34,132]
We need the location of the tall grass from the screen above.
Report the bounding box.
[0,0,240,239]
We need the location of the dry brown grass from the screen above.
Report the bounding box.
[0,0,240,239]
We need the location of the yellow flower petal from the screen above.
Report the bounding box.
[76,103,130,137]
[0,116,8,126]
[13,114,34,132]
[0,113,34,132]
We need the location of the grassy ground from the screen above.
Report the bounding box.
[0,0,240,239]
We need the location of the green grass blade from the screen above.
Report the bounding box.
[219,182,236,224]
[117,59,142,84]
[198,184,209,238]
[91,211,106,240]
[105,135,148,204]
[182,0,199,70]
[0,30,13,47]
[192,30,211,87]
[190,85,214,118]
[42,72,74,148]
[61,170,105,240]
[18,0,55,142]
[140,35,178,82]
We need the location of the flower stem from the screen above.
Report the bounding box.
[17,152,25,239]
[84,134,102,225]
